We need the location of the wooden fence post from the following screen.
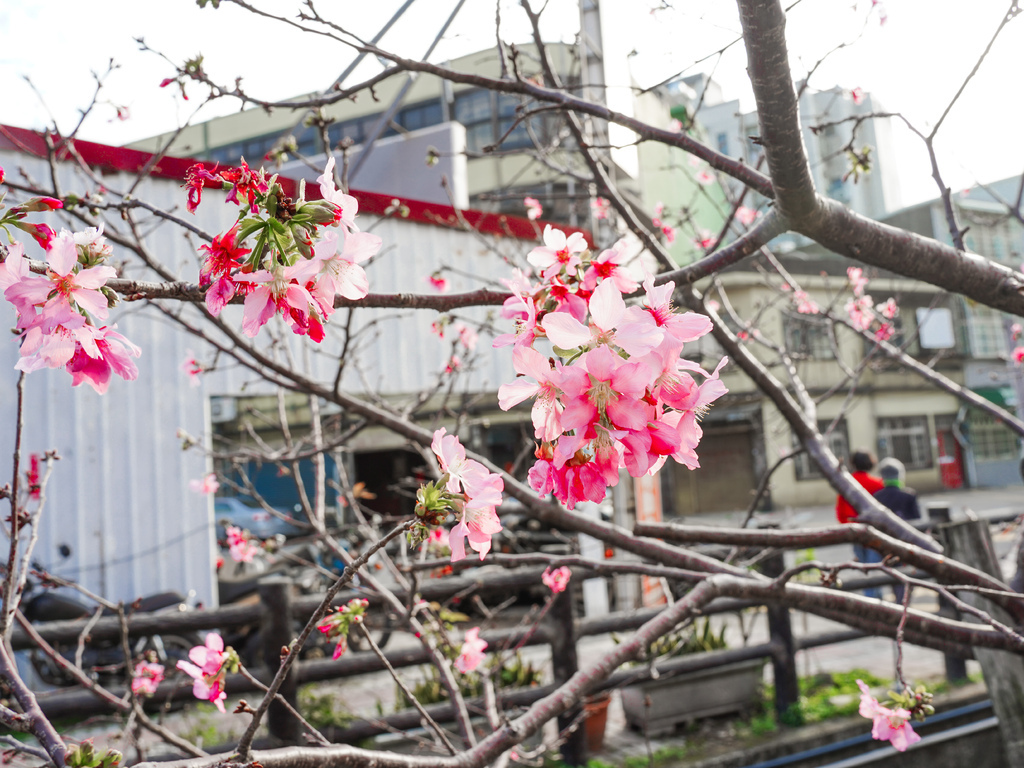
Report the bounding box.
[943,519,1024,762]
[760,550,799,721]
[259,576,299,744]
[550,586,586,766]
[927,505,968,682]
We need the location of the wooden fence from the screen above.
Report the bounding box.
[17,508,998,765]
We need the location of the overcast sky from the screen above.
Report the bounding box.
[2,0,1021,207]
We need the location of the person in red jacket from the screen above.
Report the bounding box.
[837,450,884,599]
[836,450,884,524]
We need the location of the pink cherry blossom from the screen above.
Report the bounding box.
[427,273,449,292]
[662,224,677,244]
[492,284,540,349]
[8,230,115,323]
[189,473,220,495]
[131,661,165,696]
[62,325,141,394]
[693,229,715,249]
[542,566,571,593]
[240,260,321,339]
[498,346,564,441]
[735,206,758,226]
[317,157,360,232]
[626,274,712,347]
[846,295,875,331]
[543,279,662,358]
[310,229,380,314]
[847,266,869,296]
[879,298,899,320]
[560,346,651,435]
[225,525,259,562]
[875,323,894,342]
[793,290,819,314]
[857,680,920,752]
[850,87,866,105]
[582,242,639,294]
[1011,323,1022,340]
[176,634,230,713]
[455,323,479,351]
[454,627,488,673]
[523,196,543,220]
[431,428,504,561]
[695,170,715,185]
[1013,347,1024,365]
[590,198,611,220]
[527,225,587,281]
[182,351,202,387]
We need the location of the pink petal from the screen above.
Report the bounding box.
[543,313,592,349]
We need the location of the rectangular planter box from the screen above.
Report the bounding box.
[621,658,765,737]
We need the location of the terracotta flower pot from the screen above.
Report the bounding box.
[583,691,612,753]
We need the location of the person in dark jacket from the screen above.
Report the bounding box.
[874,457,920,522]
[873,457,920,602]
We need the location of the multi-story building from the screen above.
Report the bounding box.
[130,44,722,265]
[883,180,1024,487]
[698,83,902,253]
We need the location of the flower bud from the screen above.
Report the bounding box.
[299,199,342,226]
[15,196,64,213]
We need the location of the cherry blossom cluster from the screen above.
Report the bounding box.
[186,157,381,342]
[845,266,898,341]
[415,428,504,562]
[317,597,370,659]
[856,679,922,752]
[523,196,543,221]
[224,525,260,563]
[651,202,677,244]
[780,282,820,315]
[177,633,239,713]
[131,661,165,696]
[454,626,488,673]
[495,225,728,509]
[1010,323,1024,365]
[1,219,140,394]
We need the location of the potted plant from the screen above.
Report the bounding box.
[620,617,764,737]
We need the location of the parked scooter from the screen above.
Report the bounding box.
[20,569,202,688]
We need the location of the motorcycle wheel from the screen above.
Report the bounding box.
[140,633,203,669]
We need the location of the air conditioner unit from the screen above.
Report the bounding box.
[209,396,237,423]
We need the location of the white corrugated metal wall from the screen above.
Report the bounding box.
[0,148,524,606]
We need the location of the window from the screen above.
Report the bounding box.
[716,132,729,155]
[397,100,444,132]
[783,314,833,360]
[968,411,1019,461]
[877,416,932,469]
[967,304,1010,359]
[454,90,493,152]
[794,419,850,480]
[454,89,549,153]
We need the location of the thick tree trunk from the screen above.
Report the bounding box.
[943,520,1024,763]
